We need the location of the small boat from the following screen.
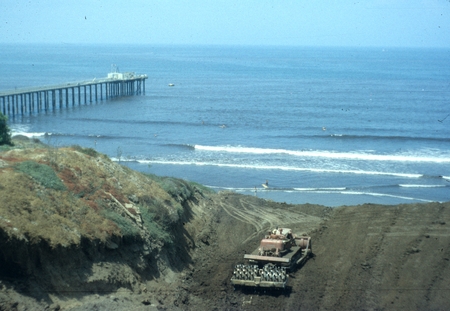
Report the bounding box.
[168,83,175,87]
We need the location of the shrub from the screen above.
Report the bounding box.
[15,161,66,190]
[140,204,173,244]
[0,112,13,146]
[102,209,140,238]
[144,173,214,201]
[187,180,215,194]
[146,199,172,226]
[70,145,100,157]
[0,145,12,152]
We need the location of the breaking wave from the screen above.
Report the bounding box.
[194,145,450,163]
[133,159,423,178]
[205,185,435,203]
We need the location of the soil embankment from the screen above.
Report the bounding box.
[0,138,449,310]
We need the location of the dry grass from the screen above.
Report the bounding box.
[0,170,119,246]
[0,138,205,248]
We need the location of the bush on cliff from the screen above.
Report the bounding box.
[15,161,66,191]
[0,112,13,146]
[144,173,213,202]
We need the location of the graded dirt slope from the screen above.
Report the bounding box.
[173,194,450,311]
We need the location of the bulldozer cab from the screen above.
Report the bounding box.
[268,227,293,240]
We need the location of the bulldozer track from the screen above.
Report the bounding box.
[221,198,309,228]
[218,203,265,244]
[219,200,266,231]
[217,195,321,244]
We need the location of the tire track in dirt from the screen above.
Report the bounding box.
[218,200,264,231]
[217,194,321,244]
[218,199,273,245]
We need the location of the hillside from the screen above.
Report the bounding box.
[0,136,449,311]
[0,136,215,310]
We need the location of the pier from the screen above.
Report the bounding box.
[0,71,148,117]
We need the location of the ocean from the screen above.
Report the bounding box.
[1,44,449,207]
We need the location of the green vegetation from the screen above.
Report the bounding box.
[70,145,101,157]
[102,209,140,238]
[187,180,215,194]
[140,205,173,244]
[0,145,12,152]
[15,161,66,191]
[144,173,214,202]
[0,112,13,146]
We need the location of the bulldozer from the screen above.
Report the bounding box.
[231,227,312,289]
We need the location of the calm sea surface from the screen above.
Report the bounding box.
[1,44,449,206]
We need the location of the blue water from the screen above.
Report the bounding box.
[2,44,450,206]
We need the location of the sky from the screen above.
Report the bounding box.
[1,0,450,48]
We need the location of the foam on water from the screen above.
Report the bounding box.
[194,144,450,163]
[130,159,423,179]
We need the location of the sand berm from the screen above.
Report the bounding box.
[0,136,449,311]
